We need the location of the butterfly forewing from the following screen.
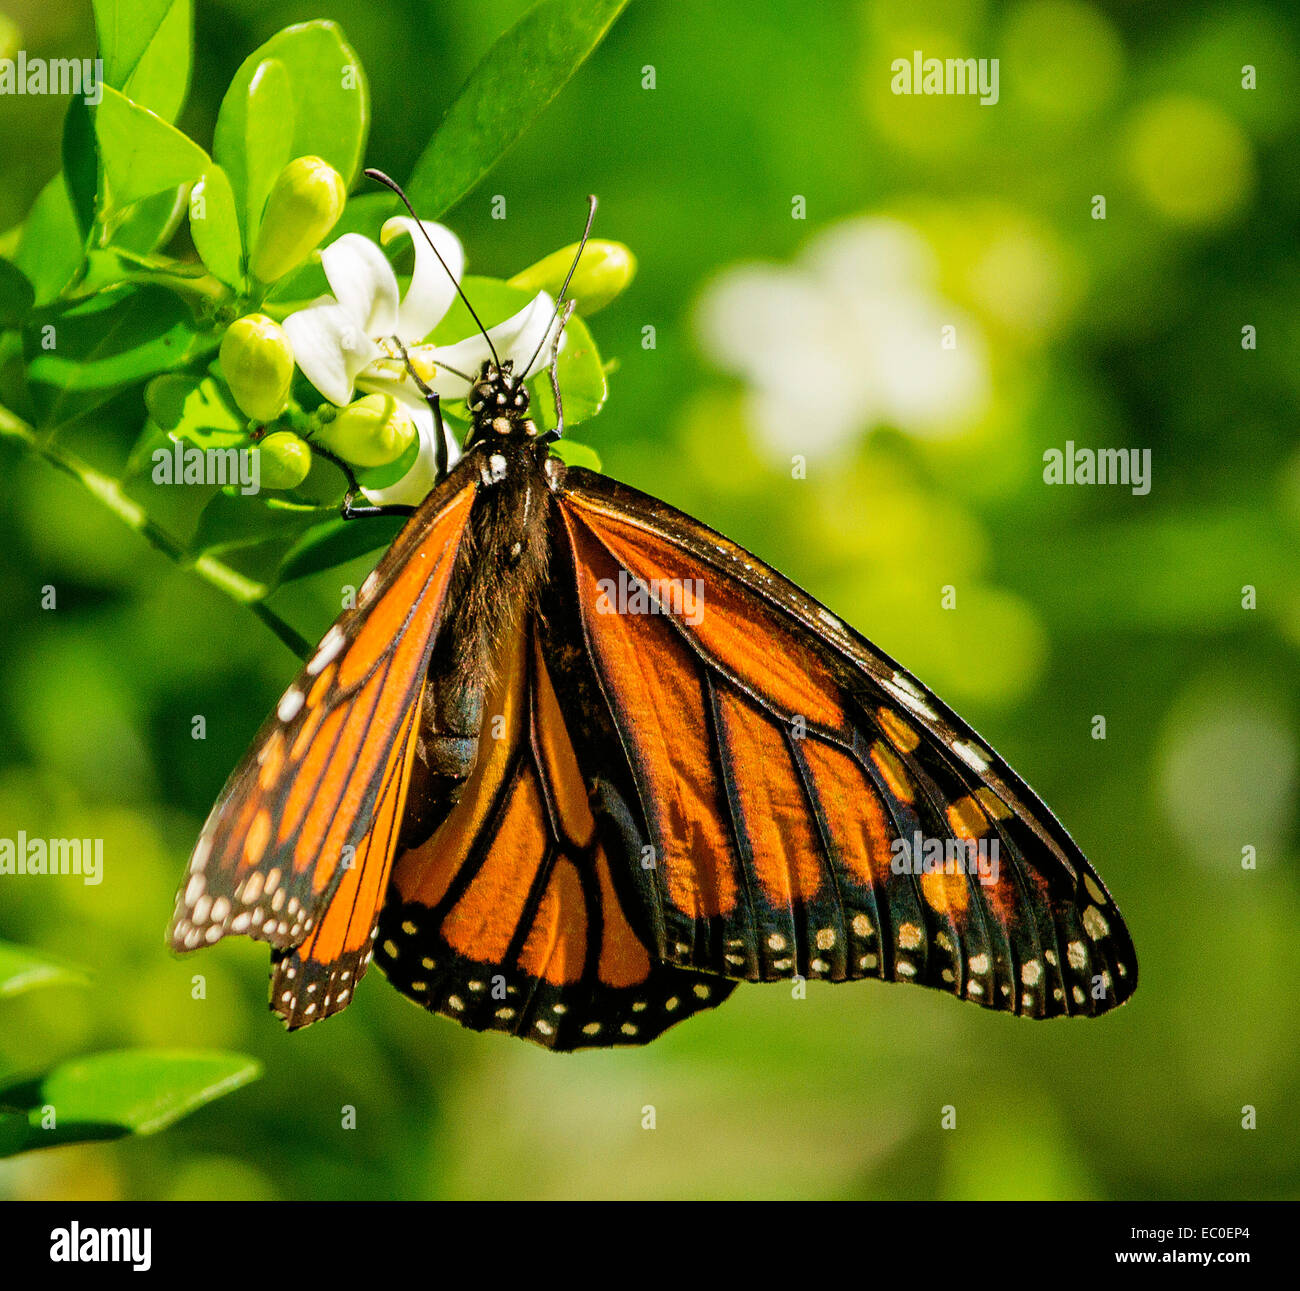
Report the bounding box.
[168,467,477,967]
[270,680,426,1028]
[553,468,1138,1019]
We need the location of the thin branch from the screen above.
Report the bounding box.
[0,402,312,659]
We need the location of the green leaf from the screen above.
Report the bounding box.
[190,167,244,288]
[215,21,368,240]
[24,285,202,423]
[122,419,224,541]
[213,56,293,244]
[192,491,325,557]
[271,21,368,186]
[278,513,403,583]
[551,438,602,471]
[61,97,98,241]
[125,414,178,476]
[94,85,209,213]
[405,0,631,217]
[0,257,35,327]
[13,174,85,305]
[93,0,194,123]
[0,1049,260,1155]
[110,185,188,255]
[145,372,245,445]
[0,942,87,998]
[427,275,538,341]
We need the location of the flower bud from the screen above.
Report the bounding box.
[314,393,417,468]
[256,431,313,490]
[509,240,636,315]
[219,314,295,422]
[250,156,347,284]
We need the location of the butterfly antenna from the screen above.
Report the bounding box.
[519,194,598,381]
[364,167,501,369]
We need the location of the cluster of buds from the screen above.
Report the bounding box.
[217,312,312,488]
[202,154,637,495]
[212,154,410,491]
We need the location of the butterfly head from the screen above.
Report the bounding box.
[465,359,539,445]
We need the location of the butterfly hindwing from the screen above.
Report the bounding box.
[168,467,477,969]
[374,618,736,1050]
[554,467,1137,1019]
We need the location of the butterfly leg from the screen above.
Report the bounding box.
[392,336,451,483]
[540,300,577,445]
[340,493,417,521]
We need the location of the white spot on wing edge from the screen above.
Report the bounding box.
[952,739,991,773]
[881,672,938,720]
[307,625,346,675]
[277,688,305,722]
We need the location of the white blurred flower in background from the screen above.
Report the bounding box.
[1160,689,1297,872]
[694,217,991,460]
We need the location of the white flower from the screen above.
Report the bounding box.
[284,217,561,504]
[694,218,992,461]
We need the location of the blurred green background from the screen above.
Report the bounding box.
[1,0,1298,1199]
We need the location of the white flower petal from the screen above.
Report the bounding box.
[428,291,563,387]
[319,234,400,338]
[361,391,462,506]
[502,291,568,378]
[381,217,465,342]
[282,300,383,406]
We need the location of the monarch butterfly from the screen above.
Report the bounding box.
[169,175,1137,1050]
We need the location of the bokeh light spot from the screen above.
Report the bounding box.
[1126,95,1255,226]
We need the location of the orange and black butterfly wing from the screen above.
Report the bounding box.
[554,467,1137,1019]
[374,618,736,1050]
[169,463,478,1021]
[269,679,425,1028]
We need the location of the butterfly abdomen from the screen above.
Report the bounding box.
[395,446,554,849]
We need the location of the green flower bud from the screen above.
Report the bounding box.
[509,240,636,315]
[256,431,313,490]
[220,314,295,422]
[314,393,418,468]
[250,156,347,284]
